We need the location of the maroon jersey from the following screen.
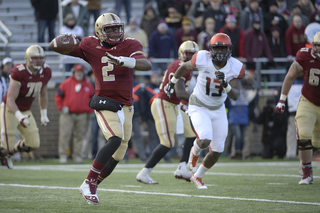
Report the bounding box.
[295,47,320,106]
[158,59,192,104]
[2,63,52,111]
[69,36,147,106]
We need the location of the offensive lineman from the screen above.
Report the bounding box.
[276,32,320,185]
[136,41,198,184]
[51,13,151,204]
[0,45,51,169]
[164,33,245,189]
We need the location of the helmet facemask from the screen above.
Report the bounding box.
[209,45,233,62]
[99,24,124,45]
[29,56,45,71]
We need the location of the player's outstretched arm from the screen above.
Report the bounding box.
[135,58,152,71]
[39,84,49,126]
[105,52,151,70]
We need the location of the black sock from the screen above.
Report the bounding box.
[180,137,195,163]
[95,136,121,165]
[101,157,119,176]
[145,144,171,168]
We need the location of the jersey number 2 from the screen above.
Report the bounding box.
[101,56,115,81]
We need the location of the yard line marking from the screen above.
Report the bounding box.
[0,183,319,206]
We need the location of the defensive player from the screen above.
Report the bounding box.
[136,41,198,184]
[51,13,151,205]
[276,32,320,185]
[164,33,245,189]
[0,45,51,169]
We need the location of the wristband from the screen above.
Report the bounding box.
[40,109,47,118]
[15,110,24,121]
[171,76,179,84]
[280,94,287,101]
[224,84,232,93]
[121,57,136,68]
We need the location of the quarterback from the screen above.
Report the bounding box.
[0,45,51,169]
[164,33,245,189]
[276,32,320,185]
[52,13,151,205]
[136,41,198,184]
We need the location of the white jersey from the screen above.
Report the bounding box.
[191,50,245,108]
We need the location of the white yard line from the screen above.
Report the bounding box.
[0,183,319,206]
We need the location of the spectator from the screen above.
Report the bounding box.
[148,21,178,73]
[187,0,211,33]
[62,0,89,36]
[264,1,288,38]
[198,17,216,50]
[0,45,51,169]
[174,16,198,47]
[220,0,242,15]
[298,0,316,17]
[31,0,58,45]
[276,0,291,21]
[86,0,101,33]
[219,14,246,60]
[201,0,227,32]
[60,13,85,72]
[0,57,13,98]
[115,0,132,24]
[244,15,274,70]
[158,0,188,35]
[285,15,306,62]
[140,5,162,40]
[55,64,94,164]
[125,16,149,57]
[288,4,310,27]
[309,0,320,23]
[240,0,264,32]
[256,98,287,159]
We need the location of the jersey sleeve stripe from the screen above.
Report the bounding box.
[237,65,245,79]
[191,52,198,67]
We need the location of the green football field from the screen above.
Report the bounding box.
[0,157,319,213]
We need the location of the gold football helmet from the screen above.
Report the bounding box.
[95,13,124,45]
[312,32,320,58]
[25,45,45,71]
[178,41,199,62]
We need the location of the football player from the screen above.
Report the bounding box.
[51,13,152,205]
[164,33,245,189]
[136,41,199,184]
[276,32,320,185]
[0,45,51,169]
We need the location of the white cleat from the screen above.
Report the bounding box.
[3,155,13,169]
[298,166,313,185]
[188,147,200,173]
[79,179,99,205]
[190,174,207,189]
[136,168,159,184]
[174,164,192,182]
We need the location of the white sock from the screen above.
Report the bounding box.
[192,140,202,156]
[194,163,209,178]
[177,162,187,171]
[141,167,152,175]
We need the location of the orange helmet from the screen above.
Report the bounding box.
[209,33,233,62]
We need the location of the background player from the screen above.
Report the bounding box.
[51,13,151,204]
[276,32,320,185]
[0,45,51,169]
[164,33,245,189]
[136,41,199,184]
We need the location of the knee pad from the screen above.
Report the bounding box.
[197,139,211,149]
[16,141,33,153]
[298,140,312,151]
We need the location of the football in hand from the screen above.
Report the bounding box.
[49,34,80,55]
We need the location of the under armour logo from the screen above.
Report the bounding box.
[99,100,106,104]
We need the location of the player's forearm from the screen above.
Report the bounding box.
[134,58,152,71]
[226,88,240,101]
[39,95,48,110]
[174,64,189,79]
[6,98,19,114]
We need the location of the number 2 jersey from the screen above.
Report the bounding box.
[2,63,52,111]
[190,50,245,107]
[69,36,147,106]
[295,47,320,106]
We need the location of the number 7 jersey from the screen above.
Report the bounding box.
[191,50,245,107]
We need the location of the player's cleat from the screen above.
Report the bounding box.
[298,166,313,185]
[174,164,192,182]
[190,174,207,189]
[79,179,99,205]
[3,155,13,169]
[188,147,200,173]
[298,160,303,176]
[136,168,159,184]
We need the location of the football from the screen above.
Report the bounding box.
[49,34,80,55]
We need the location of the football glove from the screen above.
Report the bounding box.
[216,71,228,88]
[40,109,49,126]
[15,111,30,128]
[164,81,175,98]
[276,100,285,114]
[105,52,136,68]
